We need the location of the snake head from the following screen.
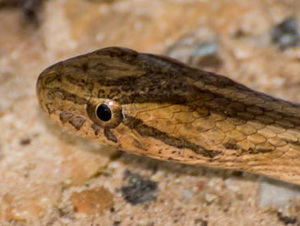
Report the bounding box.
[36,47,145,148]
[37,47,220,162]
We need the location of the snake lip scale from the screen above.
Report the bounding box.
[37,46,300,185]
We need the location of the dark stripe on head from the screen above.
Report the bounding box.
[224,142,274,155]
[104,128,118,143]
[59,112,73,123]
[64,74,94,93]
[123,115,221,159]
[68,115,86,130]
[48,87,88,105]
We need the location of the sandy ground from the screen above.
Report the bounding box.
[1,0,300,225]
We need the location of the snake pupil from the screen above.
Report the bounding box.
[96,104,112,121]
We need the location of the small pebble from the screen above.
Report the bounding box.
[120,170,158,205]
[272,17,300,50]
[71,187,114,214]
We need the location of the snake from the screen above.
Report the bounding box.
[36,47,300,185]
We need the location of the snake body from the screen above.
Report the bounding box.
[37,47,300,185]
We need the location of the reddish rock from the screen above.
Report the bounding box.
[71,187,114,215]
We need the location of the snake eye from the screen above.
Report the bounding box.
[96,104,112,122]
[87,99,122,128]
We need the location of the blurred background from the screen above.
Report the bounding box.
[0,0,300,225]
